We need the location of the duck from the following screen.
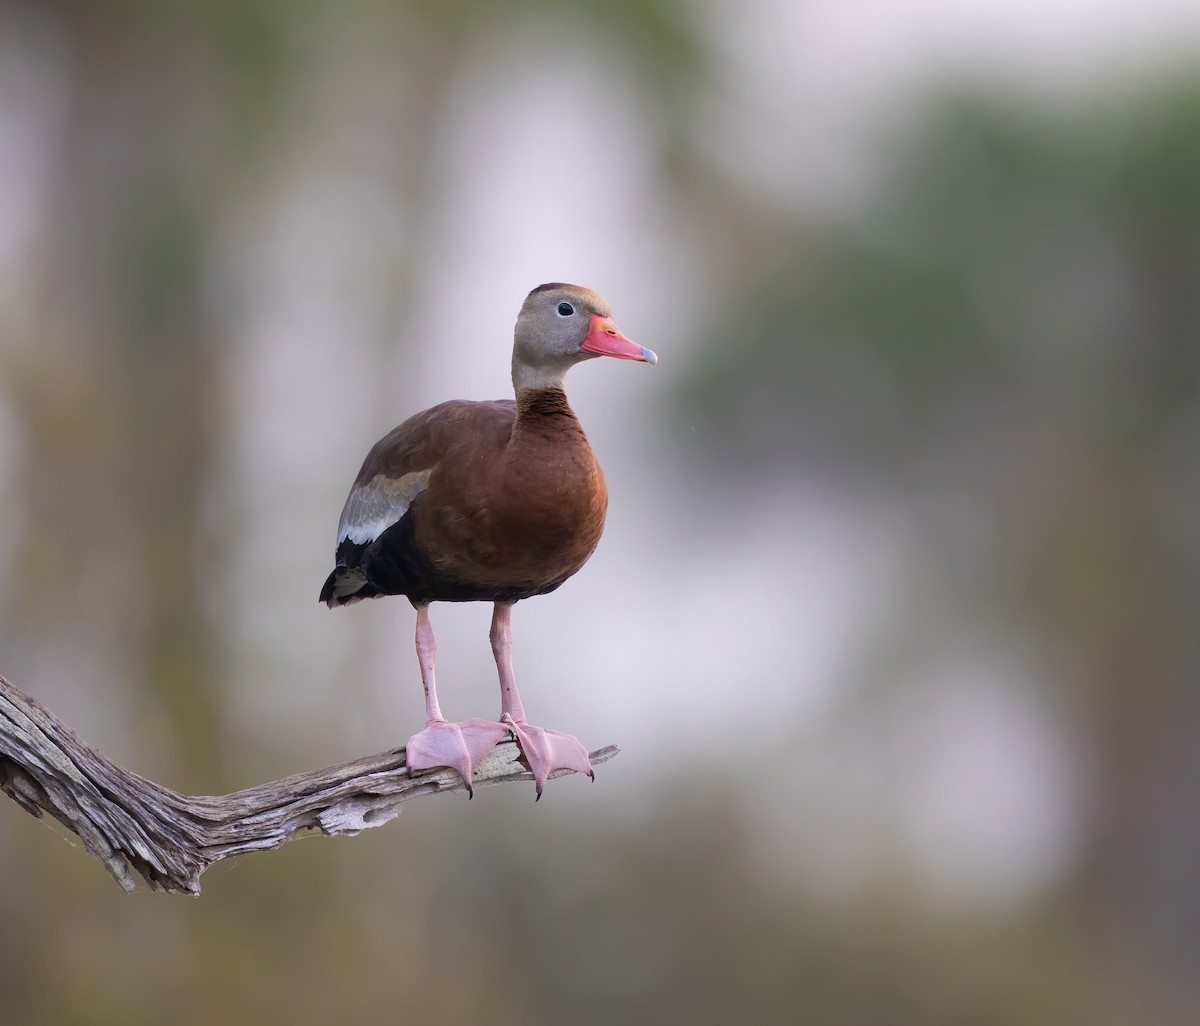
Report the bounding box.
[320,283,657,797]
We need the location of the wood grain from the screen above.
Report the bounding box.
[0,674,616,895]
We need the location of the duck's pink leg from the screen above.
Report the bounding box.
[490,601,594,800]
[405,605,510,797]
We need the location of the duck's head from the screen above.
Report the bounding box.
[512,283,656,392]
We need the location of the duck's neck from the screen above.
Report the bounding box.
[511,352,576,395]
[508,386,593,482]
[514,385,578,422]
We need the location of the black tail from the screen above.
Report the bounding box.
[319,565,380,607]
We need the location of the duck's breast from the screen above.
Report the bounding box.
[415,393,608,598]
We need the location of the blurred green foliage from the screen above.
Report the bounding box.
[682,80,1200,1017]
[684,86,1200,476]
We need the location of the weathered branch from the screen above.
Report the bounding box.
[0,674,616,895]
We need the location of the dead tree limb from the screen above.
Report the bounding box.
[0,674,617,896]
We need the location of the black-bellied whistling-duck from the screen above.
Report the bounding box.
[320,283,656,797]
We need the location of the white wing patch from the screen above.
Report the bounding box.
[337,469,431,547]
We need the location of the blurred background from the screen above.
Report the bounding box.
[2,0,1199,1022]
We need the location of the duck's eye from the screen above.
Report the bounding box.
[556,301,575,317]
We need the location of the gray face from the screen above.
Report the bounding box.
[511,283,613,386]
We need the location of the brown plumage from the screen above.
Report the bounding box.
[320,283,656,797]
[319,391,607,607]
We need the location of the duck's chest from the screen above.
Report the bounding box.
[493,434,608,561]
[414,394,612,597]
